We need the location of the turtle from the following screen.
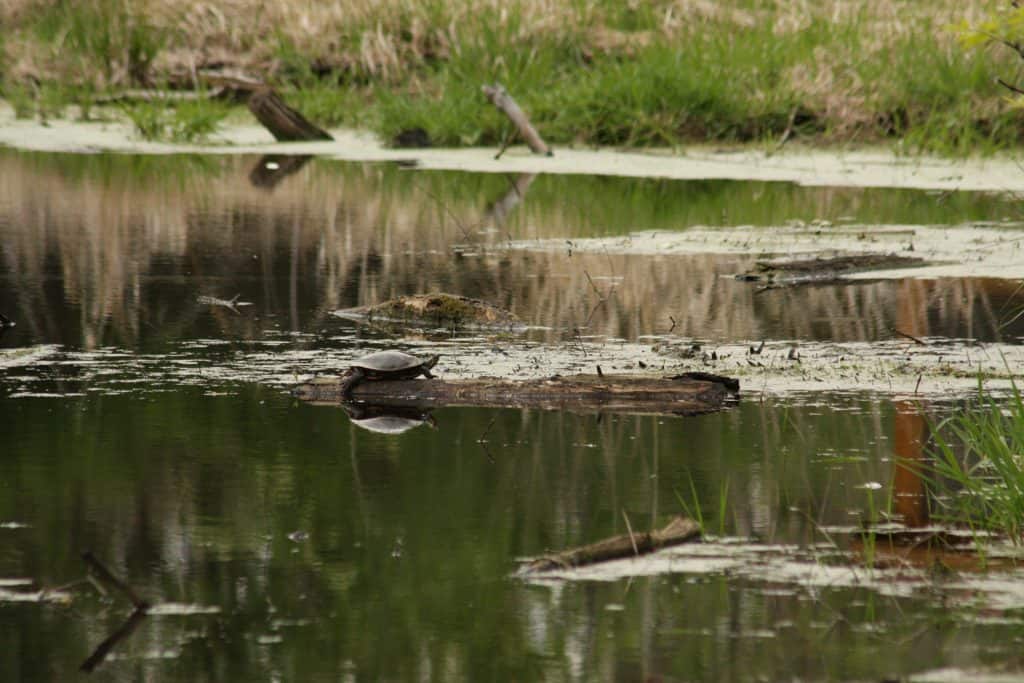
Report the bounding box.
[339,350,439,398]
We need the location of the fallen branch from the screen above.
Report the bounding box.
[482,83,552,156]
[998,77,1024,96]
[521,515,701,573]
[247,87,333,142]
[892,328,928,346]
[80,607,148,673]
[82,551,149,610]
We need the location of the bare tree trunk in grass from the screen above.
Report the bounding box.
[482,83,552,156]
[520,516,702,573]
[247,87,333,142]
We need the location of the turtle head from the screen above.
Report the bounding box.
[424,354,440,370]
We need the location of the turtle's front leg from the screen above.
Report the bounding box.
[340,367,366,398]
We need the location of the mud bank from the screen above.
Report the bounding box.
[3,108,1024,193]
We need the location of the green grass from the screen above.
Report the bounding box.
[923,378,1024,538]
[2,0,1022,152]
[120,97,231,142]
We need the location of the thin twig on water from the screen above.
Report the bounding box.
[892,328,928,346]
[621,510,639,557]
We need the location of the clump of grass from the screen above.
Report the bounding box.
[28,0,165,87]
[120,98,229,142]
[925,379,1024,538]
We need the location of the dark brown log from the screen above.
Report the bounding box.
[293,373,737,416]
[521,515,702,573]
[482,83,552,156]
[247,87,333,142]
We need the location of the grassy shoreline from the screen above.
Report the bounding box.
[0,1,1020,153]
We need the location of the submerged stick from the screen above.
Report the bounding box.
[80,607,148,673]
[481,83,552,156]
[892,328,928,346]
[82,551,150,610]
[522,515,701,573]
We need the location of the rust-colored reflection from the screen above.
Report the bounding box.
[891,401,930,528]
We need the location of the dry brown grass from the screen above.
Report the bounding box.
[0,0,1003,86]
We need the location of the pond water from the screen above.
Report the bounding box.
[1,149,1024,681]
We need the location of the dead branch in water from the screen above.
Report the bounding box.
[482,83,552,156]
[892,328,928,346]
[521,515,701,573]
[80,607,148,673]
[82,551,150,610]
[247,87,333,142]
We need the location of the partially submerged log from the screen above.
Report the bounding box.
[482,83,552,156]
[737,253,926,289]
[521,515,702,573]
[294,373,738,416]
[247,87,333,142]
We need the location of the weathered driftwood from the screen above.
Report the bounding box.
[247,87,333,142]
[521,515,702,573]
[294,373,738,416]
[482,83,552,156]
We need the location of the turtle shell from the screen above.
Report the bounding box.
[351,350,435,378]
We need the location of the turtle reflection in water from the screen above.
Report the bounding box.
[344,404,437,435]
[339,350,439,398]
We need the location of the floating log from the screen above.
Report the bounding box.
[521,515,702,573]
[482,83,552,156]
[247,87,333,142]
[737,252,926,285]
[294,373,738,416]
